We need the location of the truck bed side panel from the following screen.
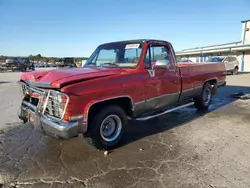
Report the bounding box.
[178,62,226,101]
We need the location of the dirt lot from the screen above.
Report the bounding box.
[0,70,250,188]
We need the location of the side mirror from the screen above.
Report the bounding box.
[153,60,170,69]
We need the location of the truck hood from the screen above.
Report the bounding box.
[21,67,123,89]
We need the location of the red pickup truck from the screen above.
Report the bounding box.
[18,39,226,149]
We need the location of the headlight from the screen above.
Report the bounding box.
[43,90,68,120]
[57,94,63,103]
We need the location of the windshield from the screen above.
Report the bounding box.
[206,57,224,62]
[84,42,143,68]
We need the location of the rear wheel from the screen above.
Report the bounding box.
[84,105,127,150]
[194,82,213,110]
[232,67,238,75]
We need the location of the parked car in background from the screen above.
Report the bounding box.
[205,56,239,75]
[58,57,77,68]
[48,63,57,67]
[18,39,226,150]
[34,62,40,68]
[4,57,35,72]
[177,59,193,63]
[0,62,6,70]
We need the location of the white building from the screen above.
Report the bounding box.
[176,19,250,72]
[81,60,87,66]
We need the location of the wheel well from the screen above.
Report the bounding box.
[206,79,217,86]
[87,97,133,127]
[235,66,239,69]
[205,79,217,95]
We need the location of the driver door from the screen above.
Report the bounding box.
[143,42,181,111]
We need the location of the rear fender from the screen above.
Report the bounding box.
[204,78,218,95]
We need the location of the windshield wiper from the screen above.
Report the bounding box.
[101,62,120,67]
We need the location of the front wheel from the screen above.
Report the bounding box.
[84,105,127,150]
[232,67,238,75]
[194,82,213,110]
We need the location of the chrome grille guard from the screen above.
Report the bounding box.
[18,81,69,121]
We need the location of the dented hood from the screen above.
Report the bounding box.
[21,67,122,88]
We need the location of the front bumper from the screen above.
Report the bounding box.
[19,107,83,139]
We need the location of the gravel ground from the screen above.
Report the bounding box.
[0,70,250,188]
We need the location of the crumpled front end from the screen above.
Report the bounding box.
[18,81,84,139]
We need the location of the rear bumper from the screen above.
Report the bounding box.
[19,107,83,139]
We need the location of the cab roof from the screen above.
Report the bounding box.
[101,39,170,45]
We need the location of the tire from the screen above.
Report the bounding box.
[232,67,238,75]
[194,82,213,110]
[31,64,35,71]
[84,105,127,150]
[21,67,27,72]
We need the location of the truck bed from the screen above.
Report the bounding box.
[177,61,226,100]
[178,62,226,83]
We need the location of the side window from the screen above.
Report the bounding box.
[144,45,171,68]
[224,57,229,62]
[144,48,151,68]
[124,48,142,62]
[151,46,170,62]
[231,57,237,61]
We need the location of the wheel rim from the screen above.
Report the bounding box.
[203,88,212,105]
[100,115,122,142]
